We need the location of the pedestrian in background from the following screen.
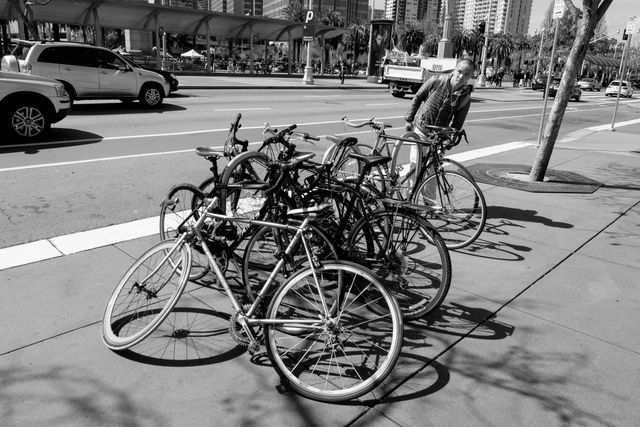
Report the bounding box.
[404,59,475,171]
[339,58,345,84]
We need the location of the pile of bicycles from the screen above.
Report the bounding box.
[101,114,487,403]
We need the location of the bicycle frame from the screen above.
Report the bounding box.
[176,195,333,339]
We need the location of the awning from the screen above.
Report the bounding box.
[584,54,620,68]
[0,0,346,42]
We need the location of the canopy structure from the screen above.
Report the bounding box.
[0,0,346,42]
[584,54,620,68]
[180,49,204,58]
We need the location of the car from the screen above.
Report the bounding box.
[577,77,601,91]
[531,74,549,90]
[1,41,170,107]
[118,55,179,92]
[546,78,582,101]
[0,70,70,141]
[605,80,634,98]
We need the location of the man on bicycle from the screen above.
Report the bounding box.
[404,58,474,135]
[403,58,474,168]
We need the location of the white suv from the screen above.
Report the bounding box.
[0,70,70,141]
[2,41,169,108]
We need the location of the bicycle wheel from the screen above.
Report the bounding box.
[220,151,269,218]
[102,239,191,351]
[159,184,210,280]
[441,157,476,183]
[265,261,403,402]
[242,222,338,303]
[414,171,487,249]
[346,209,451,320]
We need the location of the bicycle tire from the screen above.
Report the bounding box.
[159,183,210,280]
[414,171,487,249]
[102,239,191,350]
[242,222,338,303]
[265,261,403,402]
[219,151,270,218]
[346,209,452,319]
[441,158,476,183]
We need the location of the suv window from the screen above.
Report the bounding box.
[37,46,97,67]
[95,50,127,69]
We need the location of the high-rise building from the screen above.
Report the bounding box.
[461,0,531,35]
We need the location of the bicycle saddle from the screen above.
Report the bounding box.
[347,152,391,168]
[195,147,226,158]
[326,135,358,147]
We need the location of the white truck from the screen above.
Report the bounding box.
[383,57,462,98]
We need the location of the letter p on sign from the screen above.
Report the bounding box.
[305,11,314,23]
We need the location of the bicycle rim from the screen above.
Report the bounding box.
[102,240,191,350]
[347,210,452,319]
[415,171,487,249]
[265,262,403,402]
[159,184,209,280]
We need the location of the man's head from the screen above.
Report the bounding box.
[451,59,475,90]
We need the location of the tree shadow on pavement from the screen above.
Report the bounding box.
[0,366,163,426]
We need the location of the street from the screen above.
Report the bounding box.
[1,85,638,249]
[1,80,639,426]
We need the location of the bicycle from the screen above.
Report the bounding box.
[241,143,452,320]
[102,154,403,403]
[337,118,486,249]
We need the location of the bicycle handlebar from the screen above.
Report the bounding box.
[342,116,392,131]
[264,153,315,195]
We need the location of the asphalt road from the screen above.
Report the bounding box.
[1,87,638,249]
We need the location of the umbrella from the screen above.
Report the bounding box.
[180,49,204,58]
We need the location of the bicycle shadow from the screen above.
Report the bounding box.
[488,205,573,229]
[114,306,247,367]
[452,235,531,261]
[258,302,515,406]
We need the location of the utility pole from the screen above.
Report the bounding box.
[477,0,493,87]
[611,16,636,130]
[302,0,314,84]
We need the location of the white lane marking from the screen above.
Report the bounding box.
[214,107,272,111]
[0,105,627,173]
[587,117,640,131]
[366,103,401,106]
[0,139,533,271]
[0,240,63,270]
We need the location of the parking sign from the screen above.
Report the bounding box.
[553,0,565,19]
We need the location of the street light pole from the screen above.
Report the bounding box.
[612,16,636,130]
[535,28,546,77]
[302,0,314,84]
[477,0,493,87]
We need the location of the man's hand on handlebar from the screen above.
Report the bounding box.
[405,121,414,131]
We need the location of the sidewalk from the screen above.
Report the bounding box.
[1,125,639,425]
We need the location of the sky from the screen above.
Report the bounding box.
[529,0,640,38]
[370,0,639,40]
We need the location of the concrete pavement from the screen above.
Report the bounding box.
[1,78,640,426]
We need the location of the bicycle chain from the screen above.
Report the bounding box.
[228,305,262,355]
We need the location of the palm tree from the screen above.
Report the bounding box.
[398,23,425,56]
[319,9,344,68]
[512,33,531,72]
[342,22,367,64]
[459,28,481,63]
[489,32,514,69]
[421,28,441,57]
[282,1,306,65]
[282,1,306,22]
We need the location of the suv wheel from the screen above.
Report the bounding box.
[139,84,163,108]
[4,101,51,141]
